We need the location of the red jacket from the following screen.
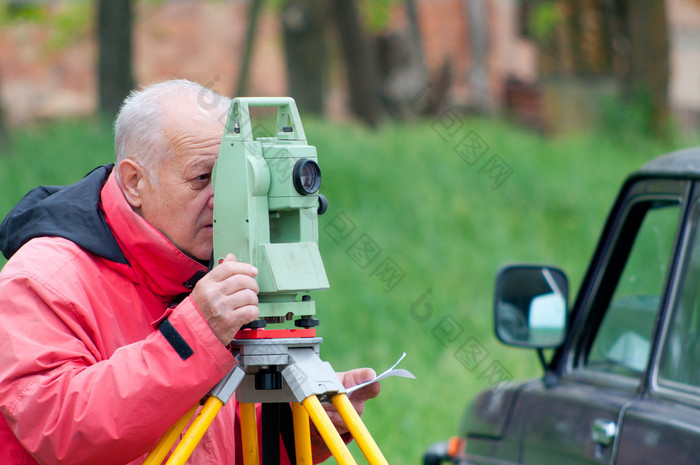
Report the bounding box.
[0,167,285,464]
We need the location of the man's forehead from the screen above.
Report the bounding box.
[163,90,227,127]
[183,155,217,171]
[163,131,221,169]
[163,110,224,148]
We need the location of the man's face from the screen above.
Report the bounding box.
[137,114,223,262]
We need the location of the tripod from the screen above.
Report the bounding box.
[143,328,389,465]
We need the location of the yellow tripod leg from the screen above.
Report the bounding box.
[332,394,389,465]
[142,404,199,465]
[164,396,224,465]
[239,402,259,465]
[302,396,357,465]
[292,402,313,464]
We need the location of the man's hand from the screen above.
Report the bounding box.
[326,368,381,435]
[191,254,260,345]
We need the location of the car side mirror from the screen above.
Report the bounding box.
[494,265,569,349]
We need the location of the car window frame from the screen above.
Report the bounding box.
[558,177,691,392]
[651,182,700,407]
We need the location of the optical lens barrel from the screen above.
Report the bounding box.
[293,159,321,195]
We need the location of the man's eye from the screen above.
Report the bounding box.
[190,173,211,188]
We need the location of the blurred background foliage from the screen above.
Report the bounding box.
[0,113,695,463]
[0,0,699,463]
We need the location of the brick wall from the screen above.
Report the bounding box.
[1,0,697,130]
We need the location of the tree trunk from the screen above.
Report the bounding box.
[98,0,134,117]
[236,0,264,97]
[405,0,423,55]
[282,0,326,115]
[330,0,381,127]
[0,71,10,153]
[374,0,429,118]
[624,0,670,135]
[464,0,492,113]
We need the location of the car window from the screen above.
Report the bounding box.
[586,201,681,379]
[659,203,700,391]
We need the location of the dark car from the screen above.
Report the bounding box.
[425,148,700,465]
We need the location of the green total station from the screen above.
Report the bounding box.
[212,97,329,328]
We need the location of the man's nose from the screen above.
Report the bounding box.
[207,184,215,209]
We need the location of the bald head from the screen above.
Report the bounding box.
[114,79,231,183]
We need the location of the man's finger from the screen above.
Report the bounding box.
[207,258,258,282]
[218,274,260,296]
[340,368,381,401]
[220,288,259,310]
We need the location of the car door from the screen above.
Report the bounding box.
[514,178,690,465]
[614,183,700,465]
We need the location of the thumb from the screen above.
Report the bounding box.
[342,368,381,401]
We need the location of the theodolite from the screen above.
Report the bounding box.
[143,98,388,465]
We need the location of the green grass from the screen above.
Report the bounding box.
[0,115,696,463]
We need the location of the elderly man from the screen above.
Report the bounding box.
[0,80,379,465]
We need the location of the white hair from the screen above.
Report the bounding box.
[114,79,231,182]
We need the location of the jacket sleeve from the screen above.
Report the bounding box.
[0,272,236,465]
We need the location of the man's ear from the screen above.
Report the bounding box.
[117,159,147,209]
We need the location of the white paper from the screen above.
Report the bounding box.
[346,352,415,394]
